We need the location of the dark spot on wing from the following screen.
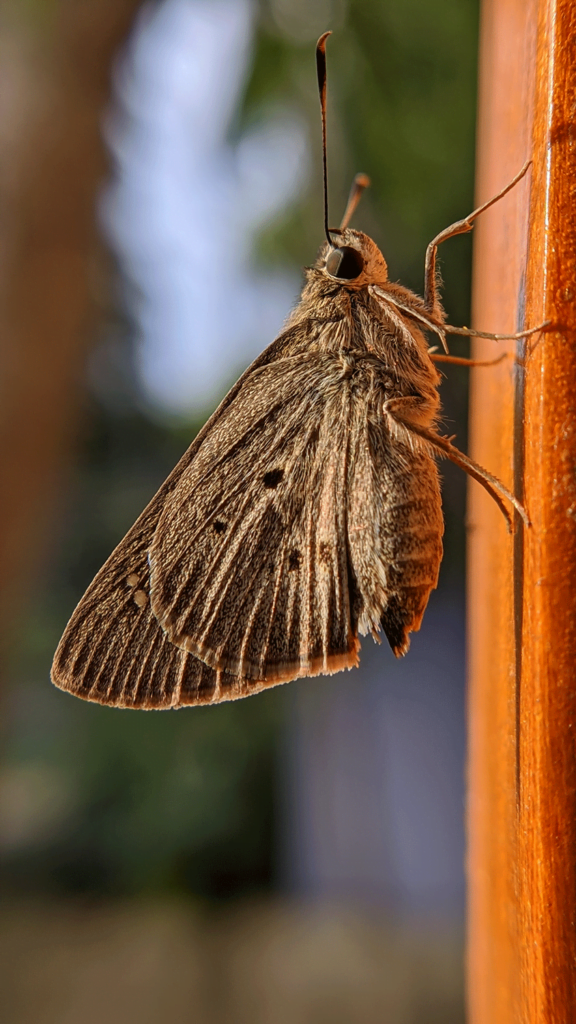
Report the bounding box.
[288,549,301,571]
[214,521,227,534]
[263,469,284,489]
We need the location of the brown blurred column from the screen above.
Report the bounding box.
[468,0,576,1021]
[0,1,142,649]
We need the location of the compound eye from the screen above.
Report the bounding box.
[325,246,365,280]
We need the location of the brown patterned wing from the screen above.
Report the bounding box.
[52,337,443,706]
[149,355,362,684]
[51,335,302,709]
[50,473,251,708]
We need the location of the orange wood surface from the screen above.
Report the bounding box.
[468,0,576,1020]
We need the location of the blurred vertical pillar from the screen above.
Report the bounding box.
[0,1,142,652]
[468,0,576,1020]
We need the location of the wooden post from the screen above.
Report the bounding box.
[468,0,576,1020]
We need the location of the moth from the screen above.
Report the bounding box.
[51,33,544,710]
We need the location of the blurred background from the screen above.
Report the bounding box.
[0,0,479,1020]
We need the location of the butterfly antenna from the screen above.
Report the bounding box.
[340,173,371,230]
[316,32,332,246]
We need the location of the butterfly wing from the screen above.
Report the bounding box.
[50,467,250,708]
[50,337,299,709]
[52,327,444,707]
[149,353,362,683]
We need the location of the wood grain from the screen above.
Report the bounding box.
[468,0,576,1020]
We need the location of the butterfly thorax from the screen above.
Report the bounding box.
[283,229,442,422]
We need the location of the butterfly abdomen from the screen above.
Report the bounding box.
[378,454,443,655]
[346,354,444,658]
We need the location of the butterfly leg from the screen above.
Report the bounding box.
[442,321,550,342]
[423,161,531,317]
[430,352,508,367]
[383,396,529,531]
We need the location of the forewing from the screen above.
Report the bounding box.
[50,480,255,707]
[51,335,304,708]
[149,356,361,683]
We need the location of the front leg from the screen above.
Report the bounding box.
[424,162,531,316]
[384,396,529,530]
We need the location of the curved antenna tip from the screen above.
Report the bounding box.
[316,31,332,54]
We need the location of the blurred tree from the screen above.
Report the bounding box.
[0,0,143,666]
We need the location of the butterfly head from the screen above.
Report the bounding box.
[320,228,389,289]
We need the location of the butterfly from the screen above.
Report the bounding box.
[51,33,544,710]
